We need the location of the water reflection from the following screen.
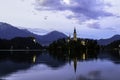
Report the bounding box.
[0,50,120,80]
[0,51,39,77]
[32,55,36,63]
[0,51,67,78]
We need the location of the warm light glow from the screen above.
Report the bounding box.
[33,55,36,63]
[82,53,86,60]
[33,39,36,43]
[81,41,86,46]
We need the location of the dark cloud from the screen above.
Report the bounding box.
[105,27,116,31]
[35,0,114,22]
[87,22,101,29]
[87,23,117,30]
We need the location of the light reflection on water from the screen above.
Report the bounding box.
[0,51,120,80]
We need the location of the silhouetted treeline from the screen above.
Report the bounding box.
[49,38,100,53]
[105,40,120,50]
[0,37,43,50]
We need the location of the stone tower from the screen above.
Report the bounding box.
[73,27,77,41]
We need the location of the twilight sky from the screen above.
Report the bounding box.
[0,0,120,39]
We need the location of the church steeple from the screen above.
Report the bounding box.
[74,27,76,33]
[73,27,77,41]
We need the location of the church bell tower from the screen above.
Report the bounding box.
[73,27,77,41]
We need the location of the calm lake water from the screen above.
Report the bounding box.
[0,50,120,80]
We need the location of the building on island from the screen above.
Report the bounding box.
[73,27,77,41]
[67,27,77,42]
[67,27,86,46]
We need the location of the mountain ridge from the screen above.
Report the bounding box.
[97,34,120,45]
[1,22,120,46]
[0,22,67,45]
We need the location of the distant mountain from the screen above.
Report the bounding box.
[39,31,67,45]
[0,22,67,45]
[27,28,49,35]
[97,35,120,45]
[0,22,36,39]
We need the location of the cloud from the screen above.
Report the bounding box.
[34,0,114,22]
[87,22,101,29]
[105,27,115,30]
[86,22,117,30]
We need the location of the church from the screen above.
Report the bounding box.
[67,27,78,42]
[67,27,86,46]
[73,27,77,41]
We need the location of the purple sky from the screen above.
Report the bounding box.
[0,0,120,39]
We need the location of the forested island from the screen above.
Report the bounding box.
[49,38,99,53]
[0,36,120,51]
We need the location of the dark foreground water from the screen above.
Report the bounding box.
[0,50,120,80]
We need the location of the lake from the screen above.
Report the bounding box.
[0,50,120,80]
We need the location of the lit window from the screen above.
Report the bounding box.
[33,39,36,43]
[81,41,85,46]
